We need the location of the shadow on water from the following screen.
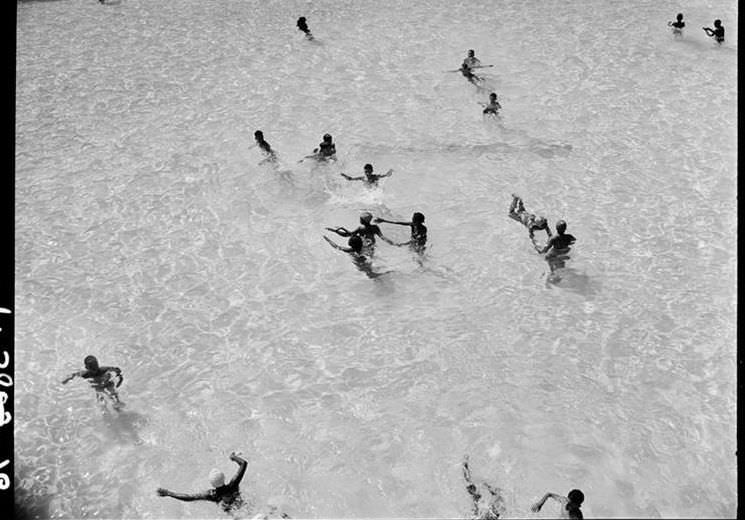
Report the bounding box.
[102,408,150,445]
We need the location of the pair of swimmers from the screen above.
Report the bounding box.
[508,194,575,255]
[254,131,337,164]
[463,456,585,519]
[668,13,725,44]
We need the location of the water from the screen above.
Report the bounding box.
[15,0,737,518]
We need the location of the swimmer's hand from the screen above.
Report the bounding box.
[530,502,542,512]
[340,173,352,179]
[157,488,171,497]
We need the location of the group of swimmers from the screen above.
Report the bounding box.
[667,12,725,44]
[60,8,734,519]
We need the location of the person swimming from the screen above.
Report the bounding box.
[463,49,482,69]
[326,212,396,252]
[480,92,502,115]
[340,163,393,186]
[375,212,427,253]
[61,355,124,410]
[157,452,248,513]
[312,133,336,161]
[535,219,575,255]
[508,194,551,248]
[296,17,313,39]
[702,19,724,44]
[668,13,685,35]
[323,235,386,278]
[462,455,505,519]
[531,489,585,519]
[253,130,277,163]
[459,62,484,85]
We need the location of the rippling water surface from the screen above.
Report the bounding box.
[15,0,737,518]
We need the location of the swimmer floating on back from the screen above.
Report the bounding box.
[531,489,585,519]
[62,355,124,411]
[297,17,313,40]
[157,452,248,514]
[508,194,552,249]
[480,92,502,116]
[375,212,428,254]
[340,163,393,186]
[668,13,685,36]
[702,19,724,44]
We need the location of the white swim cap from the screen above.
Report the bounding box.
[208,469,225,488]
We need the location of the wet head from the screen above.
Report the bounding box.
[348,235,363,253]
[556,219,567,234]
[84,355,99,371]
[412,212,425,224]
[360,212,373,225]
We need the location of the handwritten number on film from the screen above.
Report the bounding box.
[0,310,11,490]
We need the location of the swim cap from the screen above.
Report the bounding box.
[556,219,567,232]
[360,212,373,223]
[208,469,225,488]
[534,216,547,228]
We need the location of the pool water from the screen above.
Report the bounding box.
[15,0,737,518]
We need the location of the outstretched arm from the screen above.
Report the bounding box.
[379,169,394,178]
[535,235,556,254]
[324,236,351,252]
[61,371,83,384]
[340,174,364,181]
[374,218,411,226]
[157,488,211,502]
[325,226,352,237]
[228,452,248,487]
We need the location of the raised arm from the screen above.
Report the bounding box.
[531,492,567,512]
[228,452,248,487]
[157,488,211,502]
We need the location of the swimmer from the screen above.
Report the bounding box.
[459,62,484,85]
[297,17,313,39]
[480,92,502,115]
[463,455,505,520]
[531,489,585,519]
[508,194,551,247]
[668,13,685,36]
[302,133,336,162]
[253,130,277,163]
[463,49,482,69]
[323,235,383,278]
[340,163,393,186]
[702,20,724,44]
[326,211,396,251]
[61,355,124,410]
[535,219,575,255]
[374,212,427,253]
[157,452,248,513]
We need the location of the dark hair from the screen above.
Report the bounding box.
[567,489,584,506]
[556,220,567,233]
[84,355,99,368]
[254,130,263,138]
[714,19,721,26]
[412,212,425,223]
[676,13,683,20]
[298,17,306,22]
[348,235,363,251]
[364,163,373,170]
[323,133,332,141]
